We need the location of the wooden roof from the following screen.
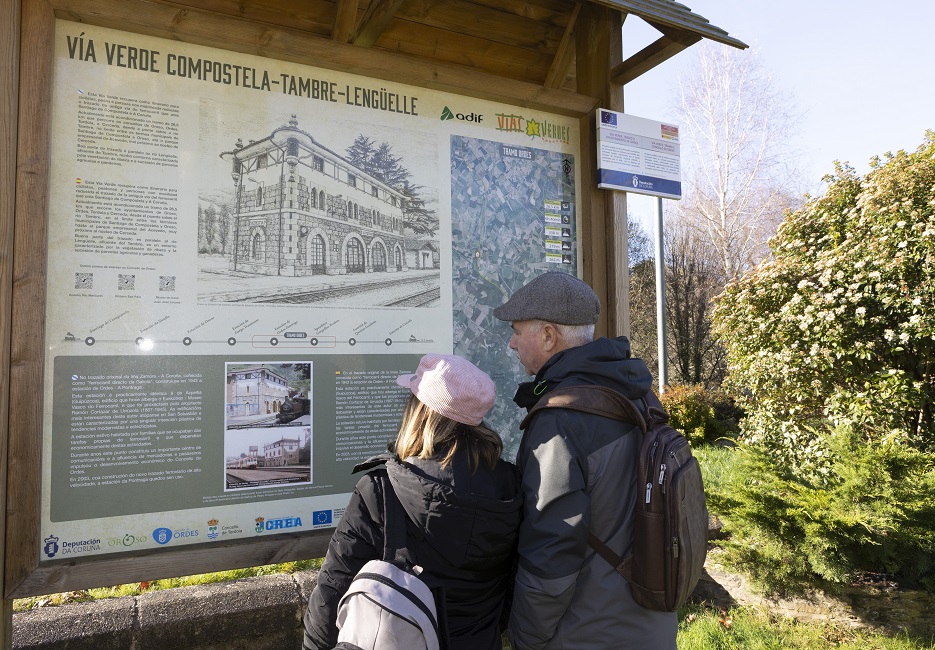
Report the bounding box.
[308,0,747,88]
[53,0,745,115]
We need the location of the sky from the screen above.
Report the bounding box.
[620,0,935,232]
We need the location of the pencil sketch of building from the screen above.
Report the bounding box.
[219,116,408,277]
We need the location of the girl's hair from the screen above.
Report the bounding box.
[394,394,503,471]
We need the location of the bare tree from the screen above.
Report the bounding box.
[664,216,726,388]
[628,214,726,389]
[675,42,802,280]
[627,218,660,385]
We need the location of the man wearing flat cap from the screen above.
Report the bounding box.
[495,271,676,650]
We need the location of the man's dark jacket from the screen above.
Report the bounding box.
[304,450,523,650]
[508,336,677,650]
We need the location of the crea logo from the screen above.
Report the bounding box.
[153,527,173,545]
[44,535,60,558]
[260,516,303,532]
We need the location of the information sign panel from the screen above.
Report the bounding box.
[40,20,581,563]
[596,109,681,199]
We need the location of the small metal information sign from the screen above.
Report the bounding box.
[596,109,681,200]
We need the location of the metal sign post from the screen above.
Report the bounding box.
[654,197,668,393]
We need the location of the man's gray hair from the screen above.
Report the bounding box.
[553,322,595,347]
[527,320,595,347]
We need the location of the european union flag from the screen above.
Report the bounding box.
[313,510,333,526]
[600,110,617,126]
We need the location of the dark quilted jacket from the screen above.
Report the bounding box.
[303,450,523,650]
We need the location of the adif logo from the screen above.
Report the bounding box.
[44,535,60,558]
[441,106,484,123]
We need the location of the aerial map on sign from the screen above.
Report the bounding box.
[450,135,577,457]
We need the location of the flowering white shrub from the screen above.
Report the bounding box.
[713,132,935,475]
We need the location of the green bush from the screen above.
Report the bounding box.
[661,384,742,446]
[724,427,935,592]
[711,133,935,590]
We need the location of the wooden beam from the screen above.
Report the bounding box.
[6,0,54,598]
[10,530,333,598]
[576,4,628,339]
[395,0,563,53]
[45,0,598,116]
[332,0,358,43]
[544,1,580,89]
[377,20,553,81]
[1,0,22,637]
[611,30,700,85]
[353,0,406,47]
[150,0,335,38]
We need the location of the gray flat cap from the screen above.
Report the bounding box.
[494,272,600,325]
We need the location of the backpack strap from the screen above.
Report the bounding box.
[381,473,451,650]
[381,476,409,564]
[518,384,654,583]
[587,532,632,580]
[519,384,648,433]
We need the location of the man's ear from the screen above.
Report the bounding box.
[540,323,559,352]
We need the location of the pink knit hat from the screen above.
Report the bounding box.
[396,354,496,425]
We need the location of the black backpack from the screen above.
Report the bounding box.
[520,384,708,612]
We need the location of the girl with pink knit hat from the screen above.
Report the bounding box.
[304,354,522,650]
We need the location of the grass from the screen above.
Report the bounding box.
[502,606,934,650]
[12,558,322,613]
[677,604,934,649]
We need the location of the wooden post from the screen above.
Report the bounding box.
[6,0,54,600]
[576,4,629,339]
[2,0,22,643]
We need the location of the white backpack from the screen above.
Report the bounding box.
[334,478,446,650]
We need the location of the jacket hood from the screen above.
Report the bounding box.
[514,336,653,408]
[384,457,522,570]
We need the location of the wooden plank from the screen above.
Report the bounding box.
[544,1,579,89]
[377,20,552,82]
[332,0,358,42]
[5,0,55,598]
[576,3,628,339]
[153,0,335,38]
[459,0,575,26]
[46,0,598,116]
[353,0,407,47]
[1,0,22,637]
[611,31,700,85]
[10,531,333,598]
[395,0,564,53]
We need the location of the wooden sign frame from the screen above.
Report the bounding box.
[3,0,624,600]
